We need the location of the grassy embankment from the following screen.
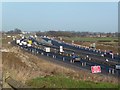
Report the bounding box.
[26,74,118,88]
[25,35,119,88]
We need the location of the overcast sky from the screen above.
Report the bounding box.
[2,2,118,32]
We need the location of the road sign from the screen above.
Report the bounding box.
[91,66,101,73]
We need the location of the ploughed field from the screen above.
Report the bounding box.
[57,36,119,53]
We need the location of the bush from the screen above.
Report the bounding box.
[114,40,118,42]
[98,40,111,42]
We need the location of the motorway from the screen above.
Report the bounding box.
[13,36,120,77]
[42,37,120,62]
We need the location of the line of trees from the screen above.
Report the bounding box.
[6,28,22,34]
[36,31,77,37]
[4,28,119,38]
[36,31,119,37]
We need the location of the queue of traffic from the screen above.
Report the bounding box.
[41,36,120,62]
[12,35,120,76]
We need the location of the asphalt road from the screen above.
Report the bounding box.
[12,42,120,77]
[42,37,120,63]
[32,37,119,67]
[18,44,116,77]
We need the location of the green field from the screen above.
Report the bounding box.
[62,37,118,42]
[26,75,118,88]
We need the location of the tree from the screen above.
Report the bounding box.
[6,28,22,34]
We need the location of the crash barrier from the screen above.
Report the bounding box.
[42,37,120,61]
[5,76,29,89]
[24,46,119,75]
[81,62,86,66]
[38,40,119,68]
[16,37,120,65]
[12,40,119,76]
[108,68,115,74]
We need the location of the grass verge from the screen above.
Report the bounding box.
[26,74,118,88]
[62,37,118,42]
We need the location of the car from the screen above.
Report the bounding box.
[72,55,81,61]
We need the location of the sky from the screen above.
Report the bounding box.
[2,2,118,32]
[1,0,119,2]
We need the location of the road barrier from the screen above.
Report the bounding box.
[81,62,86,66]
[108,68,115,74]
[11,40,119,76]
[63,57,65,61]
[109,69,112,74]
[112,69,115,74]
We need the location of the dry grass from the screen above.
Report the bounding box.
[2,34,118,88]
[2,47,118,85]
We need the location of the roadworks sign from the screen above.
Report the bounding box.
[91,66,101,73]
